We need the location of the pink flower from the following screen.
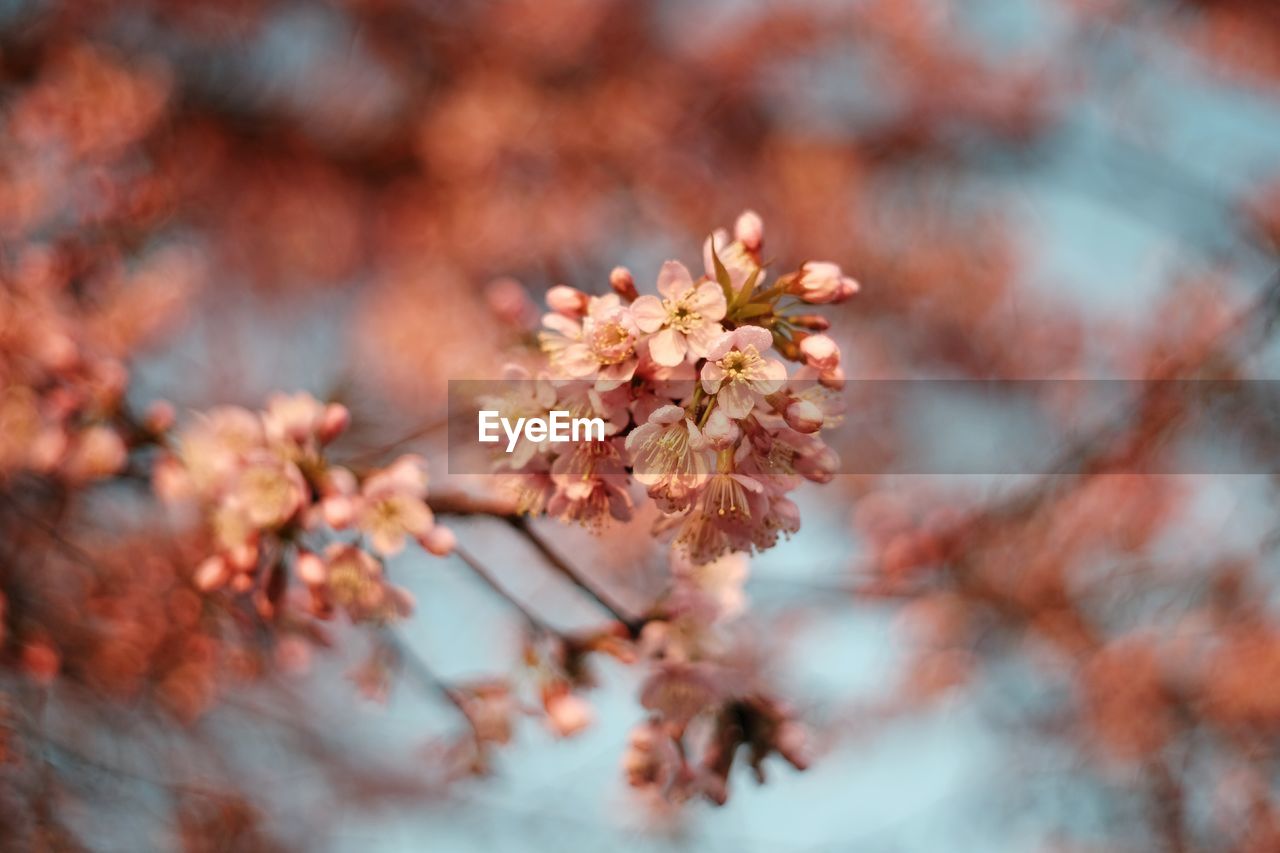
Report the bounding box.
[539,294,640,390]
[62,425,126,481]
[791,261,859,304]
[228,451,307,529]
[640,661,723,728]
[549,441,632,528]
[324,543,412,622]
[622,721,684,792]
[673,470,765,564]
[177,405,264,495]
[358,455,434,556]
[263,391,326,446]
[631,261,727,367]
[699,327,788,418]
[626,404,711,513]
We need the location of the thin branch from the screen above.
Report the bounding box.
[504,516,645,637]
[451,542,553,633]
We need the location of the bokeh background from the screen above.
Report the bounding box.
[5,0,1280,850]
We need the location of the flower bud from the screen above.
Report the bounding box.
[544,691,594,738]
[418,524,457,557]
[36,331,78,373]
[702,407,740,450]
[775,721,811,771]
[788,314,831,331]
[784,399,824,434]
[546,284,590,318]
[321,494,355,529]
[485,276,535,327]
[317,403,350,444]
[21,640,60,686]
[791,262,860,304]
[609,266,638,302]
[796,445,840,483]
[799,334,840,372]
[295,550,327,586]
[194,555,230,591]
[64,425,127,481]
[144,399,176,434]
[819,365,846,390]
[734,210,764,252]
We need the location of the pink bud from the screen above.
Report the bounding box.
[546,285,590,318]
[36,332,78,373]
[834,276,860,301]
[323,466,358,497]
[144,400,175,433]
[775,721,810,771]
[64,426,127,481]
[792,262,859,304]
[29,427,67,473]
[322,494,355,529]
[545,692,593,738]
[609,266,638,302]
[734,210,764,252]
[295,551,327,586]
[418,524,456,557]
[784,399,824,434]
[226,542,259,572]
[796,446,840,483]
[702,408,740,450]
[317,403,350,444]
[484,276,535,327]
[799,334,841,372]
[194,555,230,591]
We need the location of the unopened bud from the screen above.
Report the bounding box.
[791,262,859,304]
[788,314,830,332]
[295,550,327,586]
[609,266,638,302]
[546,285,590,318]
[773,335,802,361]
[194,555,230,591]
[734,210,764,253]
[317,403,350,444]
[484,276,535,327]
[784,399,824,434]
[418,524,457,557]
[799,334,841,372]
[321,494,355,529]
[703,408,740,450]
[143,399,176,434]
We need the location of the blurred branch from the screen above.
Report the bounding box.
[504,516,645,638]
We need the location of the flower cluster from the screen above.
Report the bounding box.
[0,265,131,484]
[501,210,854,564]
[625,550,809,804]
[153,392,455,623]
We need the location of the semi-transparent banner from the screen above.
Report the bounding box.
[444,379,1280,475]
